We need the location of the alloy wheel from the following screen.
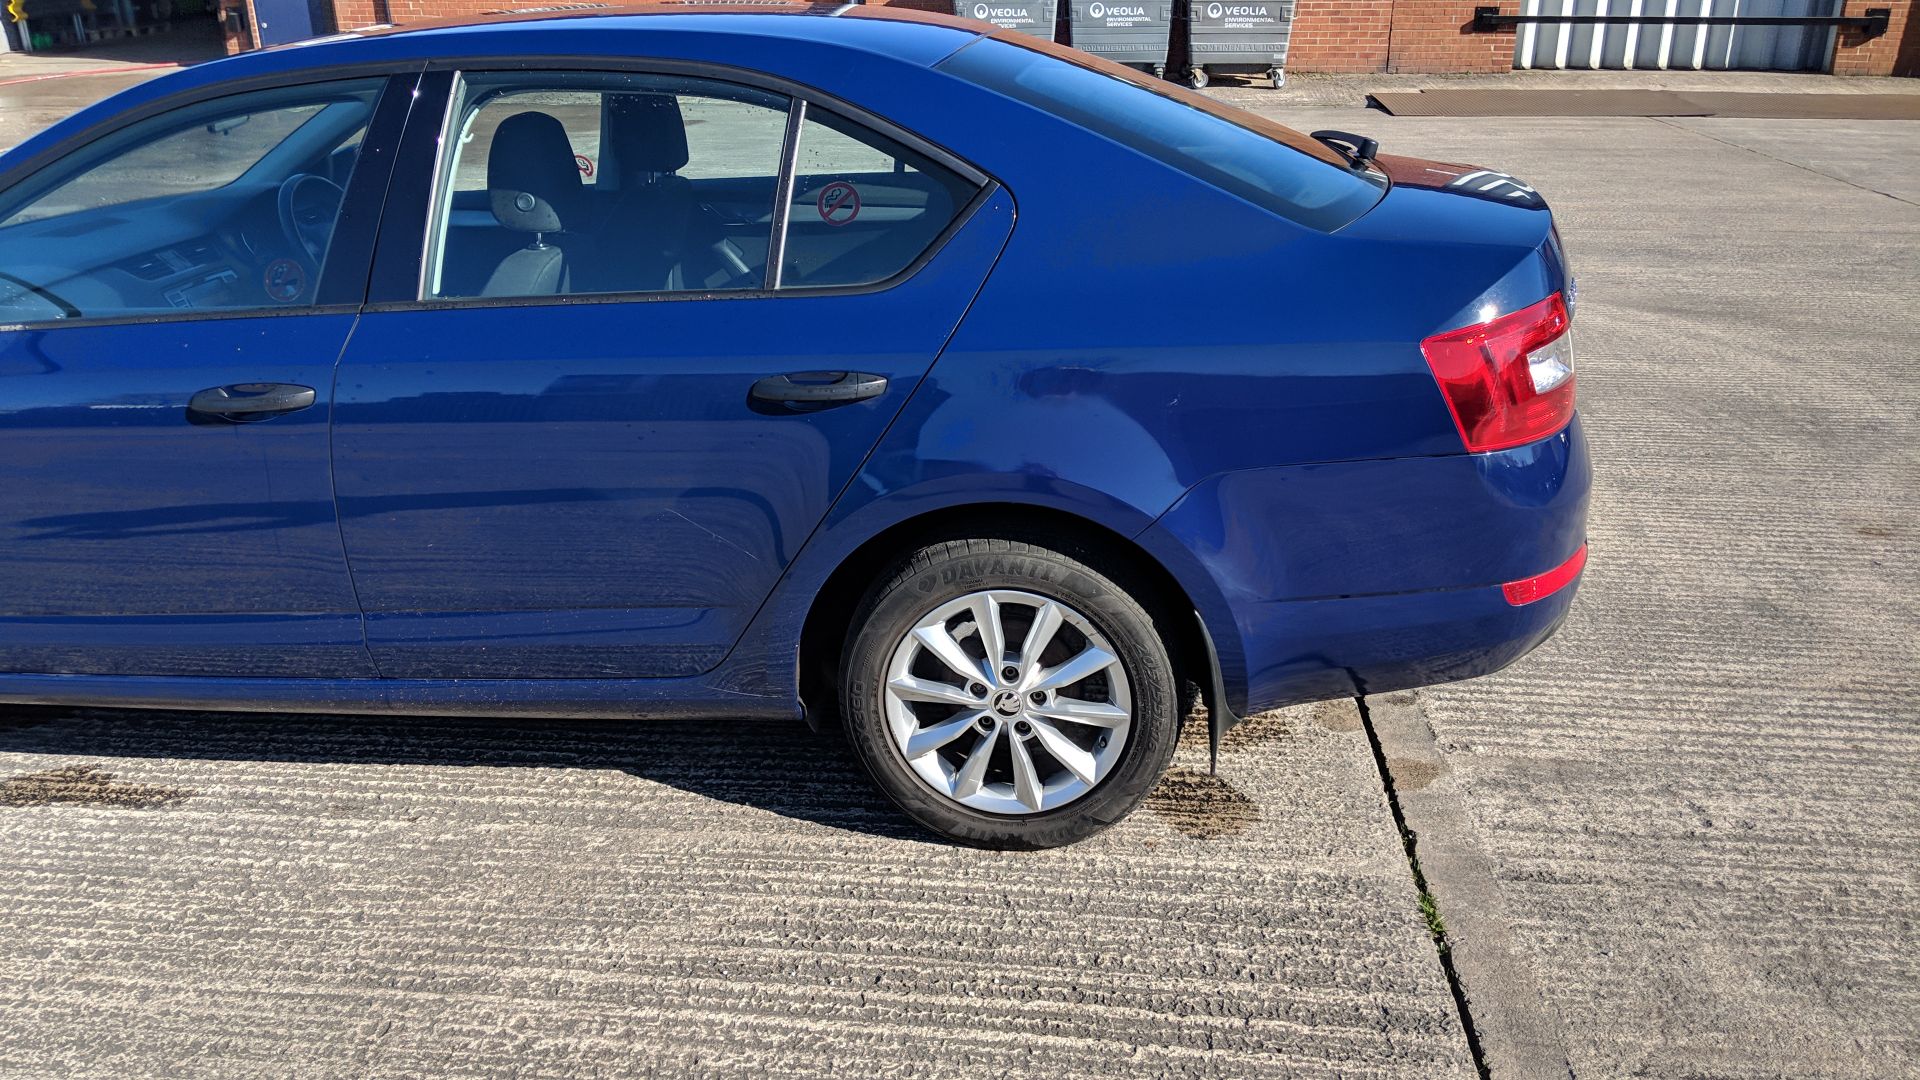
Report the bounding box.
[882,589,1133,815]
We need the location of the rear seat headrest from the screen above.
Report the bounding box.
[605,94,691,179]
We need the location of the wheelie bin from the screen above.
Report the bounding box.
[955,0,1058,41]
[1184,0,1291,87]
[1066,0,1176,77]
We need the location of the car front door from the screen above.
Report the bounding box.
[0,73,413,678]
[331,67,1013,679]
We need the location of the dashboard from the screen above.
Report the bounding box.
[0,180,318,324]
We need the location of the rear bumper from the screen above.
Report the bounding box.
[1225,575,1579,710]
[1145,415,1590,714]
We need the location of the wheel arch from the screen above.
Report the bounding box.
[797,502,1210,729]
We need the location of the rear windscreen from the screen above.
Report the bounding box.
[938,37,1386,233]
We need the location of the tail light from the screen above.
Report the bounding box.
[1420,292,1575,453]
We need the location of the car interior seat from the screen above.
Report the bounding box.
[589,93,697,293]
[480,111,582,297]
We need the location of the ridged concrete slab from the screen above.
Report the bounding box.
[1253,107,1920,1078]
[0,703,1472,1078]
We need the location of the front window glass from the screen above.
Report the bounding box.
[0,78,385,322]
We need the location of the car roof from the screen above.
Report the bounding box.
[1,1,1350,176]
[275,2,994,63]
[337,2,984,38]
[0,0,988,151]
[293,2,1347,167]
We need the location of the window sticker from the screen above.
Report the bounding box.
[816,180,861,227]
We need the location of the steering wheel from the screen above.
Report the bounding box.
[276,172,346,272]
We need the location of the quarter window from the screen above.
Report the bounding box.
[781,109,978,289]
[0,78,385,323]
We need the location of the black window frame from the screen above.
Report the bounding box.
[369,56,998,314]
[0,68,421,332]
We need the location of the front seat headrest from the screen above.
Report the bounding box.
[488,111,581,235]
[604,94,691,182]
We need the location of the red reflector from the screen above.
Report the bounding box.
[1503,544,1587,606]
[1421,292,1576,453]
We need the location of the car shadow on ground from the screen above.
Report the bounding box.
[0,705,946,843]
[0,701,1305,843]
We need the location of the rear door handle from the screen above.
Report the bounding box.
[188,383,317,421]
[749,371,888,409]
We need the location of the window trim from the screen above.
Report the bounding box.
[0,68,421,332]
[377,54,999,314]
[764,98,807,291]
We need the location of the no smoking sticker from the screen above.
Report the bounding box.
[816,180,860,227]
[263,258,306,303]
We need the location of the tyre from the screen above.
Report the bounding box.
[840,536,1180,848]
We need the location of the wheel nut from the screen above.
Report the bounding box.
[1029,691,1046,706]
[1001,665,1020,683]
[1013,719,1033,738]
[968,682,987,698]
[979,715,997,730]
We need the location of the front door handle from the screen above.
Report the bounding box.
[749,371,888,409]
[188,383,317,421]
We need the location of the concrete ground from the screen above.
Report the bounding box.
[0,703,1475,1078]
[0,23,223,153]
[2,60,1918,1079]
[1242,103,1920,1078]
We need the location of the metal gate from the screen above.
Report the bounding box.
[1512,0,1842,71]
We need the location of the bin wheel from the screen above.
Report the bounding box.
[1153,64,1166,80]
[1185,67,1208,89]
[1269,66,1284,88]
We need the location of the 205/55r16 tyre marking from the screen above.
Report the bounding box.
[882,588,1132,815]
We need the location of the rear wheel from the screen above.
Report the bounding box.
[840,537,1179,848]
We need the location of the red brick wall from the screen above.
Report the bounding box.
[1285,0,1512,73]
[1831,0,1915,76]
[1383,0,1513,71]
[318,0,1913,76]
[1284,0,1392,72]
[1286,0,1914,74]
[330,0,377,28]
[326,0,944,28]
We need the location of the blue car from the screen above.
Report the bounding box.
[0,3,1587,847]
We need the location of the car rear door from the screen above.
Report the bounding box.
[331,67,1013,679]
[0,72,413,678]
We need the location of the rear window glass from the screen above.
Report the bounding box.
[938,37,1386,232]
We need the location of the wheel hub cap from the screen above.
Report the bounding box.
[882,588,1133,816]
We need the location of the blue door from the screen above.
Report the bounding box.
[0,75,404,677]
[251,0,318,48]
[332,69,1012,679]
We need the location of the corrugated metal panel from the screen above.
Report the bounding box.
[1513,0,1841,71]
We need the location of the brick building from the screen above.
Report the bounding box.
[223,0,1917,76]
[1282,0,1914,74]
